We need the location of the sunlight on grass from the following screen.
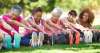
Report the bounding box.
[1,49,100,53]
[1,44,100,53]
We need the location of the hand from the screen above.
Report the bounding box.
[42,30,46,34]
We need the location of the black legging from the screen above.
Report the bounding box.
[92,32,100,42]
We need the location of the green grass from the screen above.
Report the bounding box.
[1,43,100,53]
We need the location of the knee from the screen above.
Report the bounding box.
[32,32,37,35]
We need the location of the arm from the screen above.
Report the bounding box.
[22,18,32,27]
[4,18,26,27]
[69,22,89,30]
[63,20,85,32]
[44,21,54,32]
[29,19,44,32]
[47,20,62,30]
[3,15,28,27]
[2,20,13,31]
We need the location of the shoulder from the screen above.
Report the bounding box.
[3,15,10,18]
[2,15,11,21]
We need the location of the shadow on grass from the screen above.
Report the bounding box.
[1,43,100,53]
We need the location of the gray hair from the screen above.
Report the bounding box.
[11,5,22,16]
[51,7,62,17]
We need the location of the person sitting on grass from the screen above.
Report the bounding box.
[62,10,80,47]
[78,8,100,43]
[69,8,96,43]
[44,7,67,45]
[21,7,45,47]
[1,5,32,49]
[0,15,16,49]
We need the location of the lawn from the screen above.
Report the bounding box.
[1,43,100,53]
[0,25,100,53]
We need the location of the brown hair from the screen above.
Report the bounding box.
[32,7,43,15]
[79,8,95,28]
[68,10,77,17]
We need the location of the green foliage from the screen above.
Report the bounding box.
[95,25,100,29]
[0,0,100,15]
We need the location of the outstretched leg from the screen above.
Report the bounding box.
[75,31,80,47]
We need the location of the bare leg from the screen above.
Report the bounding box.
[75,31,80,47]
[38,32,44,47]
[69,31,73,47]
[31,32,38,47]
[0,32,3,49]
